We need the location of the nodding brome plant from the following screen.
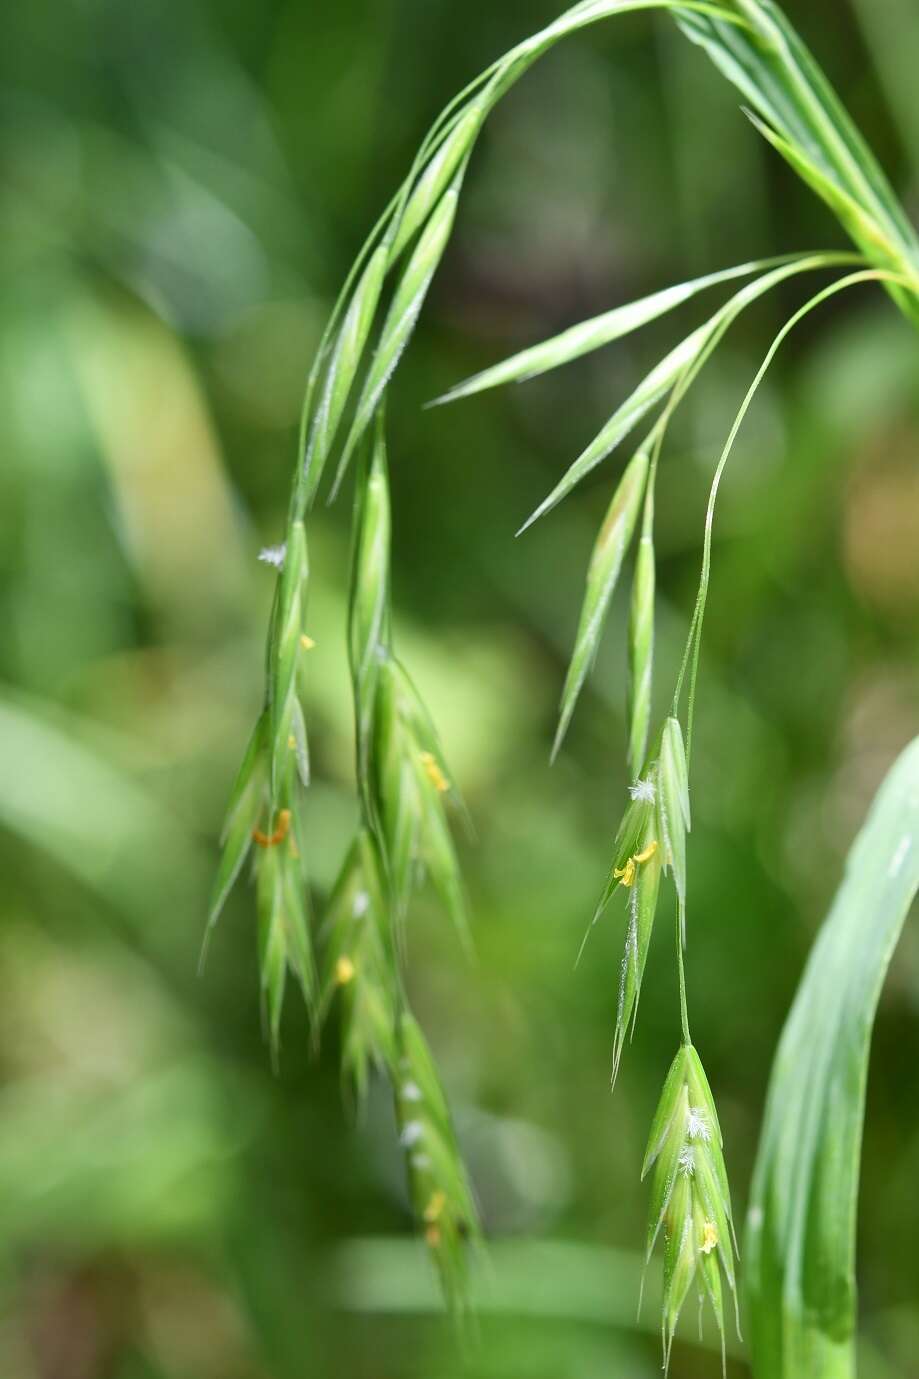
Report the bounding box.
[205,0,919,1366]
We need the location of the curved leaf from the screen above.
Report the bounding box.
[745,734,919,1378]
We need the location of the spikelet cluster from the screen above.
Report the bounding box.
[643,1045,738,1372]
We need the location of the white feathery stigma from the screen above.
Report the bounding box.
[258,543,287,570]
[629,778,656,804]
[678,1145,695,1176]
[686,1107,711,1142]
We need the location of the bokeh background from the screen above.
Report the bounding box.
[2,2,919,1376]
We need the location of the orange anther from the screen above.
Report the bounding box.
[253,808,292,848]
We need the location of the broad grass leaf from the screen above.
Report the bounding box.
[745,734,919,1378]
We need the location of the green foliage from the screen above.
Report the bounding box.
[746,735,919,1378]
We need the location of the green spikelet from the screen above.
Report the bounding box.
[553,447,649,758]
[627,481,655,779]
[643,1045,737,1373]
[395,1012,479,1312]
[319,830,397,1102]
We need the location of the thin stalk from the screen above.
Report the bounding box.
[677,911,691,1044]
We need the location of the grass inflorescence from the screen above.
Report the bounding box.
[205,0,919,1355]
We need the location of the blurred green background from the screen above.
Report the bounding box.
[2,2,919,1376]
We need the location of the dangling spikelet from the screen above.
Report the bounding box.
[643,1045,738,1373]
[395,1013,479,1311]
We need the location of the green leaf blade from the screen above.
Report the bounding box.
[746,735,919,1378]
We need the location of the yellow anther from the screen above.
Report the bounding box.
[287,734,297,749]
[613,858,636,887]
[613,840,658,888]
[701,1221,719,1255]
[335,955,355,986]
[424,1222,442,1249]
[423,1189,447,1223]
[300,634,315,651]
[419,750,449,793]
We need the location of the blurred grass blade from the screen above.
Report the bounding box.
[553,448,649,757]
[433,254,802,406]
[745,734,919,1379]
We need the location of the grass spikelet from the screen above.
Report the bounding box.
[206,710,268,943]
[518,253,860,533]
[395,1011,479,1311]
[304,245,388,501]
[346,421,467,944]
[388,102,485,266]
[642,1044,737,1373]
[373,656,469,946]
[656,716,690,916]
[611,809,661,1084]
[319,830,397,1102]
[431,254,802,406]
[553,447,649,758]
[518,324,709,534]
[332,179,464,499]
[269,520,311,797]
[627,481,655,779]
[254,803,316,1059]
[348,421,392,787]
